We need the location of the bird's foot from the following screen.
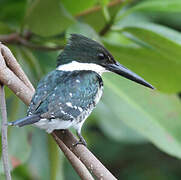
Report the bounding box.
[73,138,87,147]
[73,131,87,147]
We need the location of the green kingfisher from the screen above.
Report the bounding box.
[8,34,154,146]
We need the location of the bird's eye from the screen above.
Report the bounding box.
[98,53,105,60]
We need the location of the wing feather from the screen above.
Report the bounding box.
[28,70,102,122]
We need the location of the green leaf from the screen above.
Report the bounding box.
[20,48,43,81]
[25,0,75,36]
[0,0,27,27]
[95,102,146,143]
[116,0,181,20]
[101,73,181,158]
[120,22,181,52]
[107,23,181,93]
[66,21,100,41]
[82,3,121,32]
[0,22,13,34]
[100,0,111,6]
[48,136,64,180]
[103,31,138,47]
[28,130,50,180]
[8,100,31,165]
[11,46,38,86]
[132,0,181,13]
[61,0,96,15]
[104,42,181,93]
[8,127,31,165]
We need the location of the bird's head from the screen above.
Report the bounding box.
[57,34,154,89]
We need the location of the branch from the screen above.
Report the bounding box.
[1,44,34,91]
[99,21,113,36]
[0,44,117,179]
[51,133,94,180]
[53,130,117,180]
[0,34,63,51]
[0,52,34,105]
[0,84,11,180]
[76,0,124,17]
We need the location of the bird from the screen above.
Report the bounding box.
[8,34,154,146]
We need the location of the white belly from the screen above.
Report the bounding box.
[34,119,74,133]
[34,87,103,133]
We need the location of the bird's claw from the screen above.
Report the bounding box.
[73,141,87,147]
[73,136,87,147]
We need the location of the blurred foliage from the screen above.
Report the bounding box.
[1,0,181,179]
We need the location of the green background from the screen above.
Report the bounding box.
[1,0,181,179]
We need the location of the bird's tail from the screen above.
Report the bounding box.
[8,114,40,127]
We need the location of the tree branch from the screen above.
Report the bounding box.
[0,34,63,51]
[1,44,34,91]
[0,43,117,179]
[76,0,124,17]
[99,21,113,36]
[0,84,11,180]
[51,133,94,180]
[53,130,117,180]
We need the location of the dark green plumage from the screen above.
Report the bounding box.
[57,34,115,67]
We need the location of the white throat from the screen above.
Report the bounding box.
[56,61,107,75]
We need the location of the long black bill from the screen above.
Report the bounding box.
[106,62,154,89]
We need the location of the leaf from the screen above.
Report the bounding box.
[11,164,32,180]
[33,50,59,74]
[121,23,181,54]
[8,127,31,165]
[0,0,27,27]
[107,23,181,93]
[95,102,146,143]
[20,47,43,81]
[100,73,181,158]
[11,46,38,86]
[82,3,121,32]
[48,136,64,180]
[8,100,31,166]
[25,0,75,36]
[0,22,13,34]
[132,0,181,13]
[61,0,97,15]
[104,42,181,93]
[116,0,181,20]
[28,129,51,180]
[100,0,111,6]
[66,21,100,41]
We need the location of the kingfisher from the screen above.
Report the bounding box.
[8,34,154,146]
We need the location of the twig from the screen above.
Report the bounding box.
[0,34,63,51]
[17,38,64,51]
[0,44,117,179]
[0,84,11,180]
[99,21,113,36]
[76,0,124,17]
[52,133,94,180]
